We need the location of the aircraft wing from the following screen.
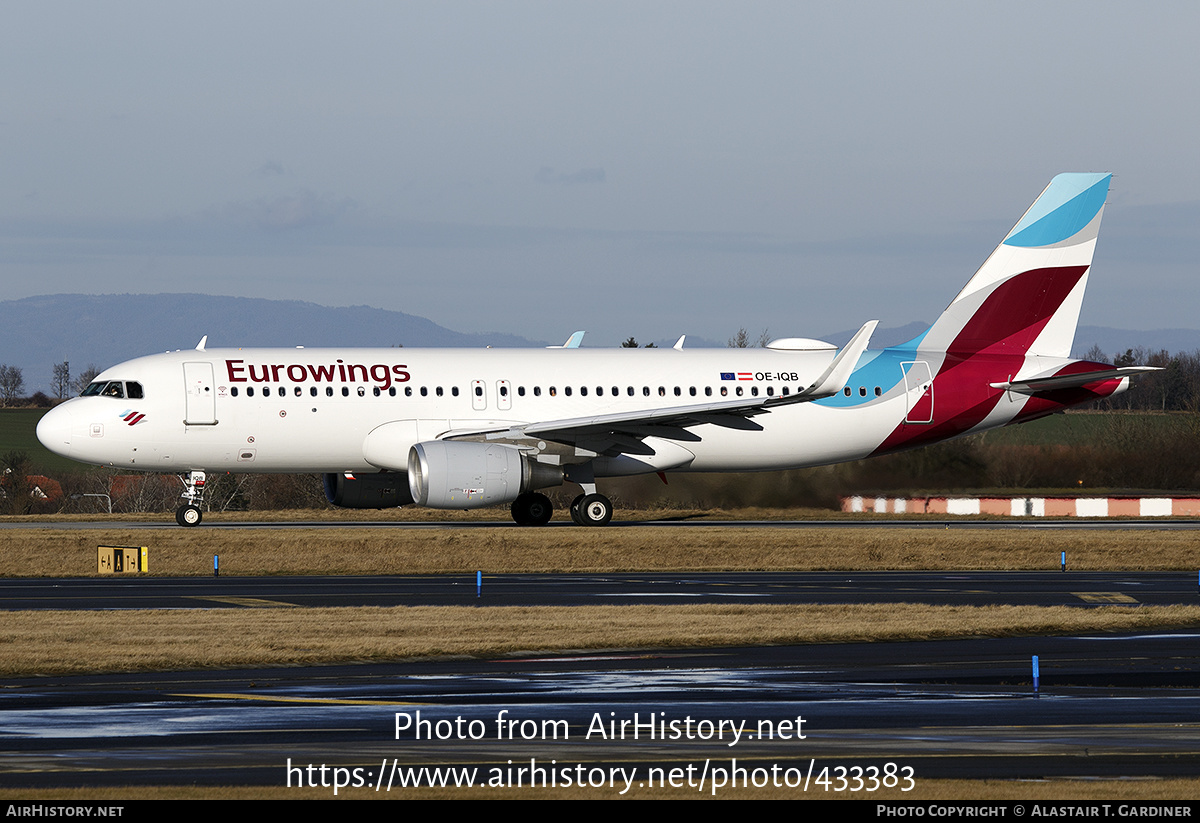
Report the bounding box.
[990,365,1161,394]
[444,321,878,456]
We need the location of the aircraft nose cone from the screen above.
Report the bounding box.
[36,405,73,459]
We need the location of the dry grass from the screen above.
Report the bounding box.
[3,603,1198,677]
[4,524,1200,576]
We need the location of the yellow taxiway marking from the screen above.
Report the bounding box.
[1072,592,1139,604]
[186,596,299,607]
[173,693,425,706]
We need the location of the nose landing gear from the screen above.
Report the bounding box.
[175,470,206,527]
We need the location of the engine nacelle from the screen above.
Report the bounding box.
[323,471,415,509]
[407,441,562,509]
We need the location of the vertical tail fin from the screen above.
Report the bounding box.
[917,173,1111,358]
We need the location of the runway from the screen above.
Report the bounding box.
[1,570,1196,610]
[2,633,1199,792]
[2,564,1199,793]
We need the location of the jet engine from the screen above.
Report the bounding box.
[407,441,562,509]
[323,471,415,509]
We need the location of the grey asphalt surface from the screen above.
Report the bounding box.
[3,518,1199,794]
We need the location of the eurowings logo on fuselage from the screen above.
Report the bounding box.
[119,410,146,426]
[225,359,411,392]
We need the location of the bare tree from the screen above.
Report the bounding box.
[727,328,772,348]
[72,364,100,395]
[0,365,24,406]
[52,361,70,399]
[1,451,33,514]
[621,337,639,348]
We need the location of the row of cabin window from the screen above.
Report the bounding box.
[229,385,457,398]
[227,384,887,399]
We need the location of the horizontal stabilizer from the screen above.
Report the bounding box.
[990,366,1160,394]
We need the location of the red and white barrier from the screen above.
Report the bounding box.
[841,496,1200,517]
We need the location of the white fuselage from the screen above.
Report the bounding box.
[37,344,974,477]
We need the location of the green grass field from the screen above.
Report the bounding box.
[0,409,84,473]
[977,410,1184,446]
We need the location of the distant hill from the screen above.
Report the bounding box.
[1071,326,1200,360]
[0,294,547,394]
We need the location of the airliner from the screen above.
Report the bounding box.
[37,173,1154,527]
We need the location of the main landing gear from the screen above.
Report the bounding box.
[175,470,206,527]
[570,493,613,526]
[509,490,614,527]
[510,492,553,527]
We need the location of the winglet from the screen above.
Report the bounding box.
[798,320,877,399]
[673,335,686,350]
[548,331,585,349]
[195,335,208,352]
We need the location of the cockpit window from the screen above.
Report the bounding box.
[126,382,144,399]
[81,381,131,399]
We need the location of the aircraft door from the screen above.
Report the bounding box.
[471,380,486,411]
[183,362,218,425]
[901,361,934,424]
[497,380,511,410]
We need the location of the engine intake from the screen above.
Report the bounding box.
[407,441,562,509]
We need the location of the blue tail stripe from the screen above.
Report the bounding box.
[1004,174,1110,248]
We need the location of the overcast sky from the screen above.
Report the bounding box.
[3,1,1199,347]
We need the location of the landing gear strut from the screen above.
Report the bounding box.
[564,463,613,527]
[511,492,553,527]
[176,471,206,527]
